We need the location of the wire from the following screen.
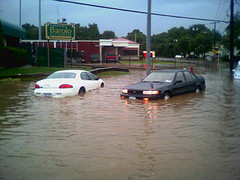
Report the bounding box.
[53,0,228,23]
[235,0,240,6]
[215,0,224,20]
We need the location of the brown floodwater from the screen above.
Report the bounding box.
[0,67,240,180]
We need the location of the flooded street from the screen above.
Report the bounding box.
[0,67,240,180]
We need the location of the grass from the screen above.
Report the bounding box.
[95,71,130,77]
[0,66,130,83]
[0,67,69,77]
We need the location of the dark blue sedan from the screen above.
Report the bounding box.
[121,69,206,100]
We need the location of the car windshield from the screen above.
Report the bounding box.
[236,66,240,71]
[143,72,175,82]
[47,72,76,79]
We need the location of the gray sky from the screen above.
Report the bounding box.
[0,0,233,37]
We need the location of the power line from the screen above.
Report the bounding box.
[53,0,228,23]
[235,0,240,6]
[215,0,224,20]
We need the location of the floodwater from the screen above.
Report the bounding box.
[0,67,240,180]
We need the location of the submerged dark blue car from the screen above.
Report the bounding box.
[121,69,205,100]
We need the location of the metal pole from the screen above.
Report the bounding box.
[146,0,151,75]
[230,0,234,73]
[39,0,42,40]
[19,0,21,26]
[47,40,50,67]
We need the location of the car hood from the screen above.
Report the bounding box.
[125,81,170,91]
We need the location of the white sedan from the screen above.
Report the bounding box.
[233,61,240,80]
[34,70,104,98]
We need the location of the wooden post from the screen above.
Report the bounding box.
[70,40,73,68]
[47,39,50,67]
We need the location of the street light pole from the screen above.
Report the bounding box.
[146,0,151,75]
[39,0,42,40]
[230,0,234,73]
[19,0,21,26]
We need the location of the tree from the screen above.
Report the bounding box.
[22,23,39,40]
[88,23,100,40]
[100,30,116,39]
[222,12,240,55]
[0,21,5,63]
[187,24,214,57]
[75,23,100,40]
[126,29,146,51]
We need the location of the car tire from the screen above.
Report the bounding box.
[196,86,201,93]
[101,82,104,88]
[78,87,86,95]
[162,92,171,100]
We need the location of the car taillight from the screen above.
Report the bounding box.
[59,84,73,88]
[35,84,40,88]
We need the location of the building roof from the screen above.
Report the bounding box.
[112,38,138,44]
[1,20,26,39]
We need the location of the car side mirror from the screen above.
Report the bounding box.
[232,69,235,72]
[174,80,182,84]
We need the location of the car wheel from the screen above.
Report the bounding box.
[162,92,171,100]
[101,82,104,88]
[78,87,86,95]
[196,86,201,93]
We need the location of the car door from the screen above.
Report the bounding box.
[172,71,187,95]
[80,72,93,91]
[183,71,196,92]
[87,72,100,89]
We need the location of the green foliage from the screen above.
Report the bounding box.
[1,47,28,68]
[75,23,100,40]
[222,12,240,55]
[126,29,146,51]
[0,21,5,59]
[100,30,116,39]
[151,24,217,58]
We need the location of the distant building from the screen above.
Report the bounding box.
[1,20,25,47]
[21,38,140,63]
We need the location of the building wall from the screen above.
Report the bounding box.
[21,39,139,63]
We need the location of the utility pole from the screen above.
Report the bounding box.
[230,0,234,73]
[39,0,42,40]
[19,0,21,26]
[210,22,217,50]
[146,0,151,75]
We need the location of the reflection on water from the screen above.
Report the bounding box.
[0,69,240,180]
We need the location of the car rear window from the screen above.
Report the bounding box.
[47,72,76,79]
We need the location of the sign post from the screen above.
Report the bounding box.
[45,23,75,40]
[45,23,75,67]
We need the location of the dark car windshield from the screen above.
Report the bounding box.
[143,71,175,82]
[47,72,76,79]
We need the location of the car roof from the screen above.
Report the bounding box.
[53,70,88,73]
[153,69,186,73]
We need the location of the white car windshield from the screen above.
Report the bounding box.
[143,72,175,82]
[47,72,76,79]
[236,66,240,71]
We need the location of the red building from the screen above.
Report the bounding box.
[21,38,140,63]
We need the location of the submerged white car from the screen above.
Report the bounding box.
[34,70,104,97]
[233,61,240,80]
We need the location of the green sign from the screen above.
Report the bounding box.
[45,23,75,40]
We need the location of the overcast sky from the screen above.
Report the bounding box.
[0,0,235,37]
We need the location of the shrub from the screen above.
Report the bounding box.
[1,47,28,68]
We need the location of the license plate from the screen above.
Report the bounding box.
[129,96,136,100]
[44,93,52,97]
